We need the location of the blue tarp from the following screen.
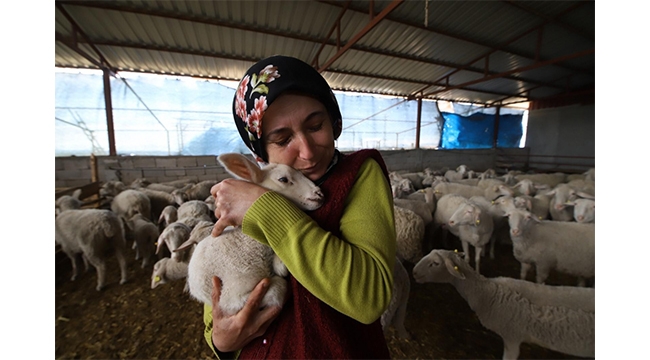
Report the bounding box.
[440,111,523,149]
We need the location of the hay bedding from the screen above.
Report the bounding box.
[55,237,591,360]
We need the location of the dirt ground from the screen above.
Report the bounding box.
[55,234,593,360]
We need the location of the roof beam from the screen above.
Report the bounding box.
[317,0,404,72]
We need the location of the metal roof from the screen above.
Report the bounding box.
[55,0,595,107]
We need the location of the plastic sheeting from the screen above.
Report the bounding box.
[440,111,523,149]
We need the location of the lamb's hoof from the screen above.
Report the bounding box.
[120,278,128,285]
[96,284,104,291]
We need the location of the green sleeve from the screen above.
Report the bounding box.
[203,303,241,359]
[242,158,396,324]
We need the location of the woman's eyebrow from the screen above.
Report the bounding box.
[265,110,326,137]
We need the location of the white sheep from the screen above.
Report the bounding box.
[505,208,595,286]
[545,183,579,222]
[447,197,494,274]
[444,165,468,182]
[176,200,213,229]
[150,257,189,289]
[55,209,129,291]
[124,213,160,268]
[175,153,324,315]
[393,187,436,225]
[157,205,178,231]
[381,256,411,340]
[135,187,177,223]
[394,205,426,264]
[433,181,512,202]
[514,172,566,188]
[513,194,550,221]
[155,222,192,263]
[111,188,152,222]
[433,193,470,247]
[413,249,595,360]
[55,189,82,216]
[566,198,595,223]
[172,180,219,205]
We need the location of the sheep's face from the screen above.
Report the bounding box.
[413,250,466,283]
[261,163,324,211]
[505,209,538,237]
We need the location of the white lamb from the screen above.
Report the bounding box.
[157,205,178,231]
[175,153,324,315]
[505,208,595,286]
[566,198,595,223]
[55,209,129,291]
[380,256,411,340]
[172,180,219,205]
[55,189,82,216]
[394,205,426,264]
[124,213,160,268]
[433,193,470,247]
[176,200,213,229]
[413,249,595,360]
[447,197,494,274]
[150,257,189,289]
[111,188,152,222]
[155,222,192,262]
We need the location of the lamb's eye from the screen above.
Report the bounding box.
[278,177,288,183]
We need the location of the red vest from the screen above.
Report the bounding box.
[239,149,391,359]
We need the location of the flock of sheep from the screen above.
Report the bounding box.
[54,155,596,360]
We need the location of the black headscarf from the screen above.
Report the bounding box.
[232,55,343,164]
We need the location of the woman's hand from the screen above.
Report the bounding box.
[210,276,283,352]
[210,179,268,237]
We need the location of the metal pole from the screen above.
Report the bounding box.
[102,68,117,156]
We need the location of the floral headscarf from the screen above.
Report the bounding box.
[232,55,343,164]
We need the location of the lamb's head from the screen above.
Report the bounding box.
[504,208,540,238]
[217,153,324,211]
[412,249,467,284]
[55,189,82,216]
[448,202,482,228]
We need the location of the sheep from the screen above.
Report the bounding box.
[171,180,219,205]
[150,257,189,289]
[391,177,416,199]
[433,193,470,248]
[566,198,595,223]
[514,172,567,188]
[513,194,550,220]
[394,205,426,264]
[174,153,324,315]
[505,208,595,286]
[155,222,192,263]
[412,249,595,360]
[447,197,494,274]
[124,213,160,268]
[176,200,213,229]
[55,189,82,216]
[393,187,436,225]
[433,181,512,202]
[55,209,129,291]
[545,183,580,222]
[157,205,178,231]
[444,165,468,182]
[381,257,411,340]
[134,187,177,223]
[111,188,152,222]
[99,180,127,199]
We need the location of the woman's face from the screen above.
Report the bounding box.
[262,93,336,182]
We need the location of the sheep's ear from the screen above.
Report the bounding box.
[175,238,196,253]
[443,256,466,279]
[218,153,264,183]
[576,191,595,200]
[72,188,82,200]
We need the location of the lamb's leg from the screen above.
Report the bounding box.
[65,251,79,281]
[393,292,411,340]
[261,276,288,310]
[114,248,129,285]
[535,264,550,284]
[519,262,532,281]
[474,246,483,274]
[85,254,106,291]
[461,241,470,263]
[502,338,521,360]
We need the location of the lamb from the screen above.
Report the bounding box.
[124,213,160,268]
[99,180,127,199]
[55,209,129,291]
[514,172,566,188]
[174,153,324,315]
[566,198,595,223]
[150,257,189,289]
[380,257,411,340]
[134,187,177,223]
[444,165,468,182]
[176,200,213,229]
[545,183,580,222]
[391,177,416,198]
[433,181,512,202]
[433,193,470,248]
[111,188,152,222]
[505,208,595,286]
[394,205,426,264]
[513,194,550,220]
[55,189,82,216]
[447,197,494,274]
[155,222,193,262]
[172,180,219,205]
[393,187,436,225]
[412,249,595,360]
[157,205,178,231]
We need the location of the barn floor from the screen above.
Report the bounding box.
[55,234,594,360]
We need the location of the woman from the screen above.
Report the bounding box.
[204,55,396,359]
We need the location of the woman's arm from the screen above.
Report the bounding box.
[243,158,396,323]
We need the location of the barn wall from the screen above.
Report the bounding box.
[526,103,595,171]
[55,148,528,189]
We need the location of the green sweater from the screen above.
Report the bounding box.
[203,157,396,357]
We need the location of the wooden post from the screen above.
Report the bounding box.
[90,154,99,207]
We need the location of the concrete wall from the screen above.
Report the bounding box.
[55,148,528,190]
[526,103,595,171]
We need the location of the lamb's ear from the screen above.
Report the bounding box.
[72,188,82,200]
[217,153,264,183]
[444,256,466,279]
[174,238,196,252]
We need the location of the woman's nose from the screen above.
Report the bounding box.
[296,134,316,159]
